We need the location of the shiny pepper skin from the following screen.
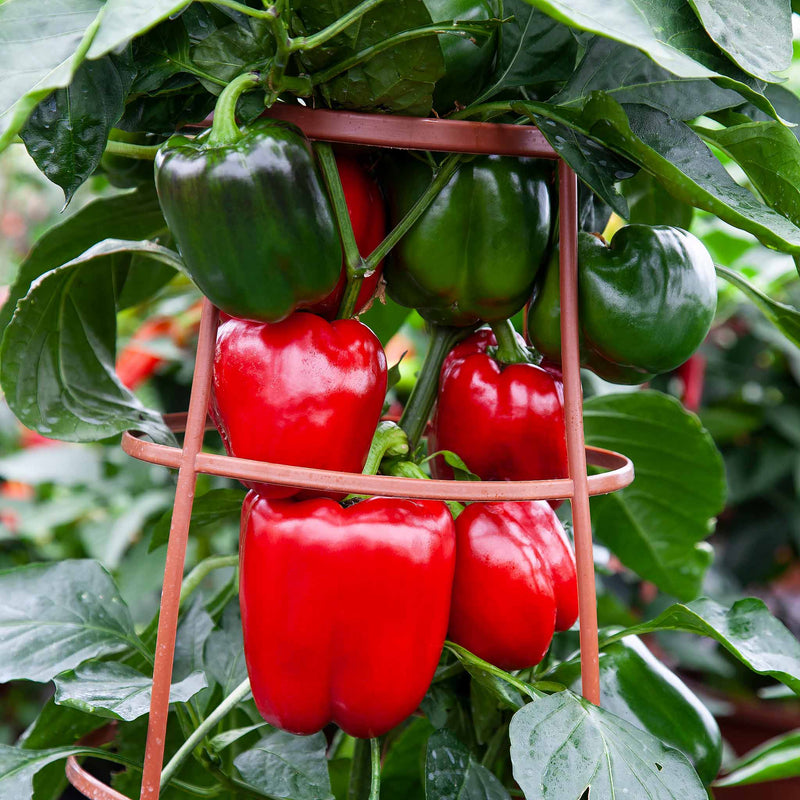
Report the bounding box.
[240,493,456,737]
[210,312,387,498]
[308,154,387,319]
[449,501,578,669]
[155,120,341,322]
[528,225,717,384]
[429,328,568,483]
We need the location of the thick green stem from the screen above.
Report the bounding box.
[383,459,428,481]
[398,324,471,450]
[364,153,461,273]
[160,678,252,790]
[103,138,163,160]
[292,0,390,51]
[490,319,536,365]
[265,4,292,106]
[314,142,367,319]
[369,738,382,800]
[348,738,372,800]
[450,100,516,121]
[362,422,410,477]
[179,555,239,607]
[199,0,273,18]
[208,72,262,147]
[310,22,497,86]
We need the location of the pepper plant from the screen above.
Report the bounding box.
[2,1,800,799]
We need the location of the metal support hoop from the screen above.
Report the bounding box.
[66,108,628,800]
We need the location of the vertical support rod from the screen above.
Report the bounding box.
[139,299,220,800]
[557,163,601,705]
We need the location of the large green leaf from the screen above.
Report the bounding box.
[204,603,247,697]
[519,95,800,253]
[53,662,206,721]
[621,169,694,228]
[20,56,128,202]
[509,691,706,799]
[715,263,800,349]
[293,0,445,115]
[234,730,334,800]
[583,392,725,600]
[0,560,142,683]
[474,0,577,103]
[0,239,181,444]
[553,38,741,120]
[684,0,791,82]
[0,185,167,334]
[714,729,800,787]
[611,597,800,694]
[425,730,510,800]
[696,121,800,228]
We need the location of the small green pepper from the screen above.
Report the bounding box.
[155,75,341,322]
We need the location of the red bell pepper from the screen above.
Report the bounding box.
[429,327,568,483]
[240,492,456,737]
[449,500,578,670]
[308,154,387,320]
[210,312,387,498]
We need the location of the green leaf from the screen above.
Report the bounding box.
[20,56,127,202]
[475,0,577,103]
[0,0,104,148]
[509,691,706,799]
[520,96,800,252]
[192,20,273,91]
[0,239,181,444]
[54,662,206,721]
[356,298,410,346]
[203,602,247,697]
[553,37,742,120]
[684,0,792,82]
[621,169,694,228]
[0,185,167,334]
[294,0,445,116]
[614,596,800,694]
[714,728,800,787]
[381,718,433,800]
[583,392,725,600]
[234,730,334,800]
[85,0,193,60]
[696,121,800,229]
[150,487,246,552]
[208,723,269,754]
[715,263,800,349]
[425,730,510,800]
[552,637,721,785]
[0,444,102,486]
[0,559,142,683]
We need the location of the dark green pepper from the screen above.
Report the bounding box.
[384,154,551,327]
[527,225,716,384]
[154,75,341,322]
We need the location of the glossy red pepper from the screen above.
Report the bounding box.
[309,154,387,320]
[210,312,387,498]
[429,328,568,483]
[240,492,456,737]
[449,500,578,670]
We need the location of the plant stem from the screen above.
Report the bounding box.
[179,555,239,607]
[362,421,410,477]
[208,72,262,147]
[161,678,252,790]
[489,319,536,365]
[364,153,461,273]
[198,0,273,18]
[314,142,367,319]
[310,22,497,86]
[348,738,372,800]
[445,641,543,700]
[398,324,471,450]
[450,100,515,121]
[292,0,390,51]
[369,738,382,800]
[103,139,163,160]
[382,459,428,480]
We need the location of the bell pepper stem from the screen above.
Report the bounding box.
[489,319,536,365]
[103,138,163,161]
[160,677,252,790]
[399,324,472,450]
[365,153,461,274]
[314,142,368,319]
[362,421,410,476]
[369,737,382,800]
[208,72,262,147]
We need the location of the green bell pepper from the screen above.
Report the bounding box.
[383,154,551,327]
[154,75,341,322]
[527,225,716,384]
